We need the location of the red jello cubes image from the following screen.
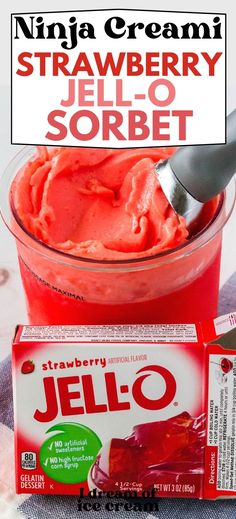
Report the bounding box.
[89,412,206,497]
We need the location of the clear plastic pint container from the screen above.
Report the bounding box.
[1,146,235,325]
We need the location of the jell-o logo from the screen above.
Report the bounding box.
[34,365,177,422]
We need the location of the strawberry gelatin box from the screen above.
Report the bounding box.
[12,313,236,499]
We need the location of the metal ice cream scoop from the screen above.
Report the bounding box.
[155,109,236,226]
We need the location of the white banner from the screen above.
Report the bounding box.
[11,9,226,148]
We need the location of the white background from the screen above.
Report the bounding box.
[0,0,236,363]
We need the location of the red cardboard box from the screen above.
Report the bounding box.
[12,313,236,499]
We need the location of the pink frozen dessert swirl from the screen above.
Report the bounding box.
[12,146,188,260]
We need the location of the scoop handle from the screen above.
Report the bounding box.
[169,109,236,203]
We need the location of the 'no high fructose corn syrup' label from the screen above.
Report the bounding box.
[39,423,102,484]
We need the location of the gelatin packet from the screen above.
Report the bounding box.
[12,313,236,499]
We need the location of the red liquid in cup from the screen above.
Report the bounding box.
[18,244,221,325]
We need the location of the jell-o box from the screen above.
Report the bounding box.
[12,312,236,499]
